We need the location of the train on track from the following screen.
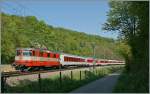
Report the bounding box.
[13,48,125,71]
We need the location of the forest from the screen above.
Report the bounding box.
[1,13,123,64]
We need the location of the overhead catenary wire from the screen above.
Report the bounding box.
[1,0,51,23]
[12,0,51,23]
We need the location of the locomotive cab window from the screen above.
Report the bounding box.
[23,51,32,56]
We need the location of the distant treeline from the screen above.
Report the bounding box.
[1,13,123,64]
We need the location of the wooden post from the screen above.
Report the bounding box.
[80,71,81,81]
[1,73,5,93]
[102,69,104,75]
[71,71,73,80]
[38,73,41,92]
[84,70,86,78]
[98,69,100,76]
[59,71,62,87]
[96,69,97,76]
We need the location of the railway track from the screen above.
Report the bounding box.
[2,65,124,78]
[1,66,94,77]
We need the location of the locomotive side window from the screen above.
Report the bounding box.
[40,52,43,57]
[53,54,56,58]
[50,53,53,58]
[48,53,50,57]
[32,51,35,56]
[56,54,59,58]
[43,52,47,57]
[17,50,21,56]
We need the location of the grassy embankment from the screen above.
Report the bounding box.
[5,65,124,93]
[113,69,149,93]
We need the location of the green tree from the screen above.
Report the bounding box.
[103,1,149,92]
[103,1,148,69]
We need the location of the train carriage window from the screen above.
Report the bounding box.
[70,57,72,62]
[67,57,69,61]
[64,57,66,61]
[65,57,67,61]
[75,58,77,62]
[76,58,78,62]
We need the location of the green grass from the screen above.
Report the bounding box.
[113,69,149,93]
[5,65,124,93]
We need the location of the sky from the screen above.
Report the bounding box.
[1,0,119,39]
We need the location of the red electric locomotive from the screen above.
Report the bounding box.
[14,48,60,71]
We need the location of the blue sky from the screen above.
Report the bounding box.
[1,0,119,39]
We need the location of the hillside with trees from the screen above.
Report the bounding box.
[1,13,123,64]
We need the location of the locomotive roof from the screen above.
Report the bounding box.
[16,48,58,53]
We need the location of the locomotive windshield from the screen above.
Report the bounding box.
[16,50,32,56]
[23,51,32,56]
